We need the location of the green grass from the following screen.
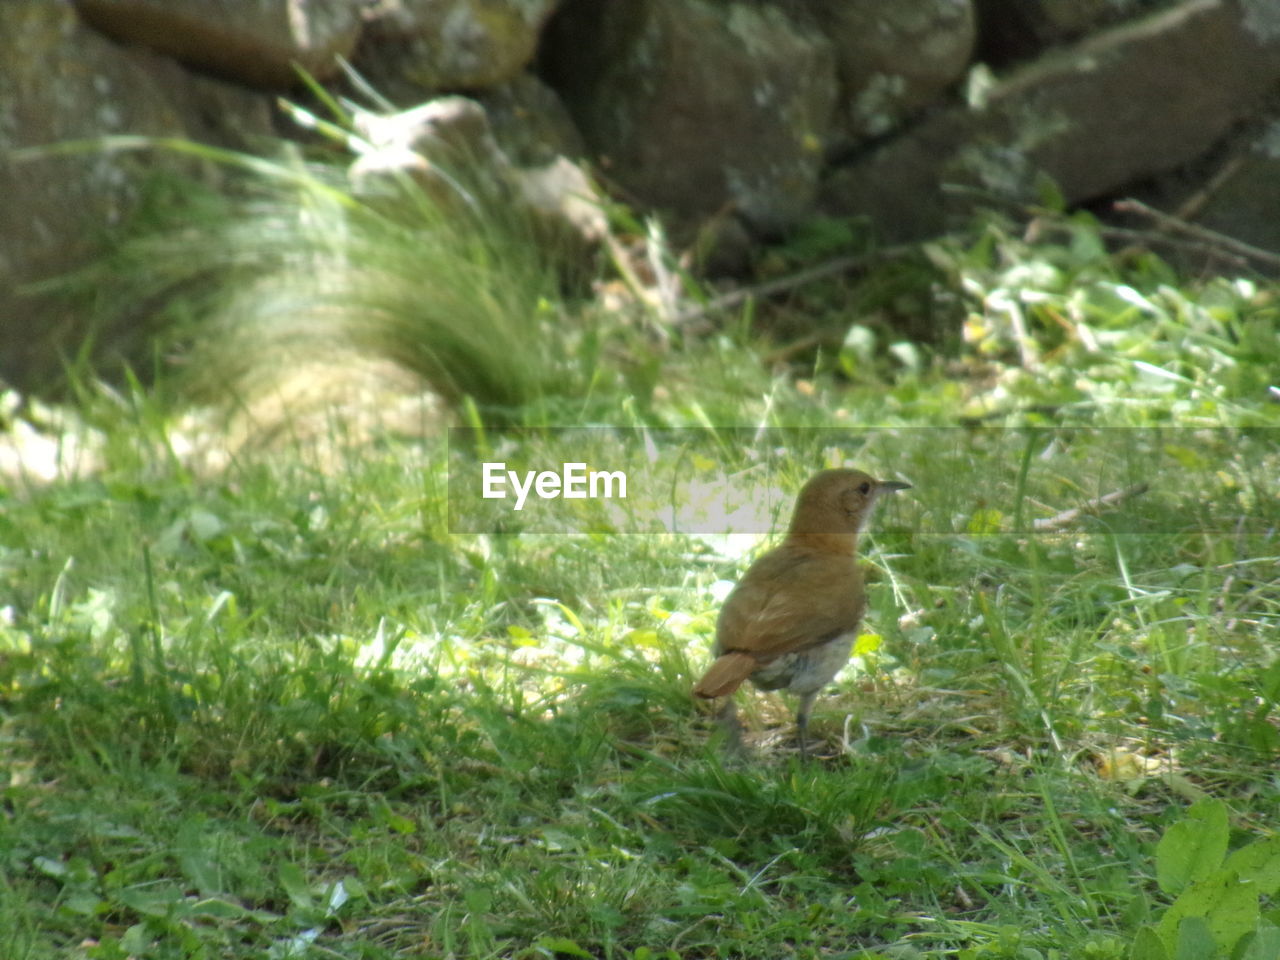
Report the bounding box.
[3,376,1277,959]
[3,139,1280,957]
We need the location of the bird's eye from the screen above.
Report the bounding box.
[858,481,871,494]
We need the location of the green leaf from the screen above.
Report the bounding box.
[325,879,350,916]
[1157,869,1258,956]
[1237,924,1280,960]
[463,886,492,914]
[1163,445,1208,469]
[1225,837,1280,896]
[188,897,250,919]
[382,810,417,835]
[853,632,883,656]
[277,861,313,911]
[1036,173,1066,212]
[966,508,1004,535]
[185,508,226,543]
[118,883,186,918]
[32,856,68,879]
[1172,917,1216,960]
[175,817,221,897]
[120,924,151,954]
[1157,798,1229,895]
[1129,926,1168,960]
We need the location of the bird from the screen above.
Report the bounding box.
[693,469,910,758]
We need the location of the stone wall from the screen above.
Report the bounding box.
[4,0,1280,389]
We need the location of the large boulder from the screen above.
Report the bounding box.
[541,0,837,236]
[1192,146,1280,255]
[972,0,1168,65]
[72,0,362,89]
[356,0,561,94]
[810,0,976,149]
[1138,127,1280,259]
[822,0,1280,242]
[477,73,585,166]
[1,1,272,392]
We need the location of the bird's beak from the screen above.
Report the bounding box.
[877,479,911,493]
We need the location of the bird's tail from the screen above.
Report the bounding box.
[692,652,757,699]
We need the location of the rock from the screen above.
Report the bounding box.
[72,0,362,89]
[1138,125,1280,261]
[348,97,605,270]
[512,156,606,239]
[821,0,1280,243]
[689,212,757,277]
[356,0,561,93]
[176,69,278,147]
[1193,144,1280,256]
[972,0,1167,65]
[352,96,506,165]
[477,73,585,166]
[810,0,976,148]
[542,0,837,236]
[0,1,273,393]
[206,356,450,469]
[0,393,105,484]
[349,96,510,211]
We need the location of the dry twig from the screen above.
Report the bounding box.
[1113,198,1280,271]
[1032,483,1150,531]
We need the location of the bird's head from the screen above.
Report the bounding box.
[788,468,911,537]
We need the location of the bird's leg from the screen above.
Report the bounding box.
[795,690,820,761]
[716,698,745,755]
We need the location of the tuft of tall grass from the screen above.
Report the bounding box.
[33,133,594,430]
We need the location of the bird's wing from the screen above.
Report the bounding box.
[716,547,864,661]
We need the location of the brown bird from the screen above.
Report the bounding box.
[693,469,910,758]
